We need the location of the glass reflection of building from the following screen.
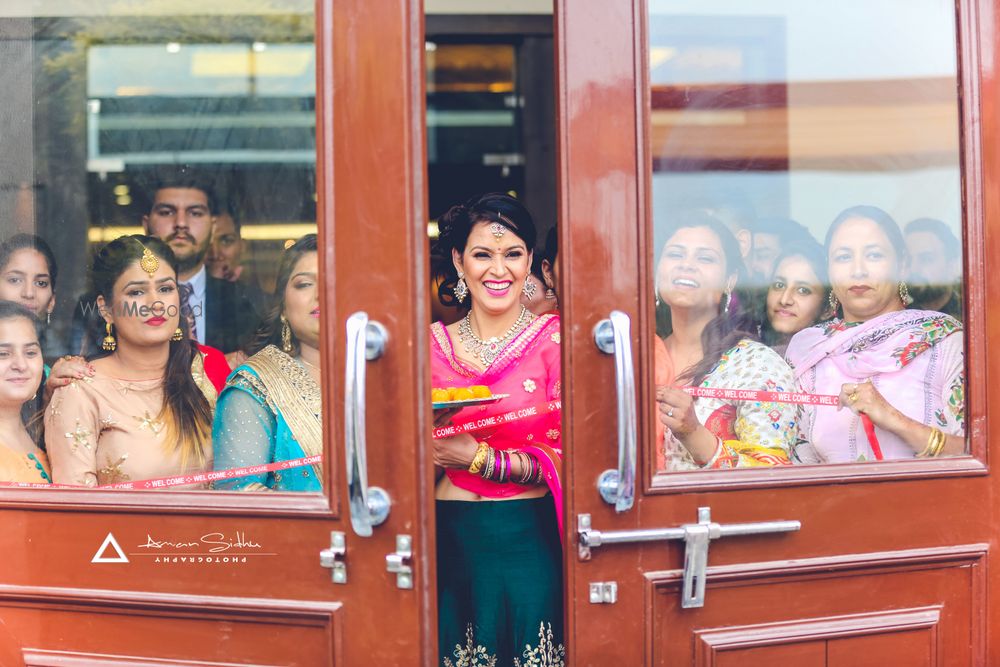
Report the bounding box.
[1,4,317,356]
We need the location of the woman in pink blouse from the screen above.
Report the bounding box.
[45,235,217,488]
[430,193,563,666]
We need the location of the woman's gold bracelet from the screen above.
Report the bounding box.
[468,441,490,474]
[917,427,946,458]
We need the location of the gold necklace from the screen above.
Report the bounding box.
[458,306,532,367]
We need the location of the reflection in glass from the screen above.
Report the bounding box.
[649,1,966,470]
[0,2,321,491]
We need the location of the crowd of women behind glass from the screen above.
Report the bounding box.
[653,199,964,470]
[0,172,321,490]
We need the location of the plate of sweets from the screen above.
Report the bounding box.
[432,385,509,410]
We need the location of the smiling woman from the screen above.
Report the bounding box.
[653,211,797,471]
[429,192,564,665]
[0,302,50,484]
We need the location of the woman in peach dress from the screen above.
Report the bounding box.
[45,235,216,488]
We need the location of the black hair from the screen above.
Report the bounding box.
[431,192,538,309]
[218,201,243,234]
[657,210,757,385]
[91,234,212,466]
[529,226,559,283]
[905,217,959,260]
[143,169,218,214]
[686,188,756,235]
[542,226,558,264]
[751,217,815,246]
[0,301,45,439]
[249,233,318,356]
[761,239,831,348]
[825,205,907,264]
[0,234,59,291]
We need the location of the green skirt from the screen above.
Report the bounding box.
[437,497,564,667]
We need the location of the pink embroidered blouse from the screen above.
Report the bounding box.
[430,313,562,520]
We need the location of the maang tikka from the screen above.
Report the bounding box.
[138,243,159,276]
[490,211,510,239]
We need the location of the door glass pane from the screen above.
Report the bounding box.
[0,2,322,495]
[648,1,966,471]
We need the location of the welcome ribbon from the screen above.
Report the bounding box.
[681,386,882,460]
[0,384,882,491]
[0,455,324,491]
[432,399,562,439]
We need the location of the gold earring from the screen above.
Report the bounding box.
[101,322,116,352]
[281,315,293,353]
[898,281,912,306]
[171,326,184,341]
[828,291,839,313]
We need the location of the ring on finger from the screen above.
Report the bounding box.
[667,407,674,418]
[848,392,859,403]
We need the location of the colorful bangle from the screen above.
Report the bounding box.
[504,451,512,483]
[468,442,489,475]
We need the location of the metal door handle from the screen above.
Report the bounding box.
[592,311,637,512]
[577,507,800,608]
[345,312,391,537]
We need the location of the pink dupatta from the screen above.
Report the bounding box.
[430,314,563,533]
[785,309,964,463]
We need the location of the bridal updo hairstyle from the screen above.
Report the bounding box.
[432,192,538,310]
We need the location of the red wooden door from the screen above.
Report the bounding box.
[0,1,433,664]
[558,1,996,664]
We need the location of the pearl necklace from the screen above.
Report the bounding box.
[458,306,532,367]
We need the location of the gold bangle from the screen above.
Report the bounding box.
[917,428,946,458]
[482,446,496,479]
[930,428,946,457]
[468,441,489,474]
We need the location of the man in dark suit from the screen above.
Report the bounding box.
[141,178,262,361]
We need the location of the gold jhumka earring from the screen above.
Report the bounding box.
[101,322,116,351]
[281,314,293,353]
[171,327,184,341]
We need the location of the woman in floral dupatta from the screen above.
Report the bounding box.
[431,193,564,667]
[212,235,322,491]
[786,206,965,463]
[654,212,797,471]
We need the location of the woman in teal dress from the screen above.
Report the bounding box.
[212,234,322,491]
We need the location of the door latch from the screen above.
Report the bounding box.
[319,531,347,584]
[577,507,800,608]
[386,534,413,589]
[589,582,618,604]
